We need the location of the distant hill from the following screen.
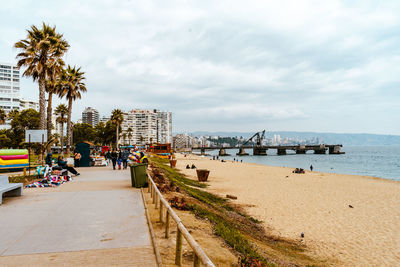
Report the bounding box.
[181,131,400,146]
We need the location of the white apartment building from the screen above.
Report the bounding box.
[157,111,172,143]
[173,133,193,149]
[121,109,172,145]
[20,98,39,111]
[99,116,110,124]
[0,62,20,113]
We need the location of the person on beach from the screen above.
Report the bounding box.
[310,165,313,171]
[110,149,118,170]
[57,155,80,176]
[74,151,81,167]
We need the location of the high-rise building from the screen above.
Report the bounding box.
[99,116,110,124]
[121,109,172,145]
[82,107,99,126]
[173,134,192,149]
[0,62,20,113]
[20,98,39,111]
[157,111,172,144]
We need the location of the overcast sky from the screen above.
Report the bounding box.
[1,0,399,135]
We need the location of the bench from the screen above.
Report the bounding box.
[0,175,23,205]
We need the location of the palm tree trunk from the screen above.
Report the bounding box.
[116,125,119,149]
[60,122,64,155]
[46,92,53,153]
[66,98,73,155]
[38,77,46,130]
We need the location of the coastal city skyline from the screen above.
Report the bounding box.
[1,1,400,136]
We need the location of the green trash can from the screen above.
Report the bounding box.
[129,163,148,188]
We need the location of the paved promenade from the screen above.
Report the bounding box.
[0,167,157,266]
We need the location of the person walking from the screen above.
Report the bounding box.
[74,151,81,167]
[111,149,118,170]
[117,150,122,170]
[310,164,314,171]
[121,149,129,169]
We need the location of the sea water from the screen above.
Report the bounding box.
[202,146,400,181]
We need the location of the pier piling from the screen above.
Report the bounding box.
[277,148,286,155]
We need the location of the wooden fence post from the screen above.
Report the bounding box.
[175,226,183,266]
[165,211,170,238]
[159,200,163,222]
[194,254,200,267]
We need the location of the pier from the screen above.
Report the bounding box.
[192,130,344,156]
[193,144,345,156]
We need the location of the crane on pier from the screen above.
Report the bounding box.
[237,130,267,155]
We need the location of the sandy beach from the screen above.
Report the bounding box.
[175,154,400,266]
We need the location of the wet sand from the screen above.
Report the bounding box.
[175,154,400,266]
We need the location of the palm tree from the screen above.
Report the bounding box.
[0,108,6,124]
[14,23,69,129]
[127,127,133,145]
[7,109,19,121]
[55,104,68,154]
[45,58,65,146]
[122,133,127,145]
[58,66,87,154]
[52,133,60,147]
[110,109,124,149]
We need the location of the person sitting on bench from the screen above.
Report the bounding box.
[57,156,80,176]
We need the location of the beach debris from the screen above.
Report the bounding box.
[292,168,305,174]
[226,194,237,200]
[169,196,190,210]
[239,256,263,267]
[285,175,289,178]
[349,205,354,208]
[301,232,305,238]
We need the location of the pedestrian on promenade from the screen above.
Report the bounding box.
[74,151,81,167]
[121,149,129,169]
[111,149,118,170]
[57,155,80,176]
[117,150,122,170]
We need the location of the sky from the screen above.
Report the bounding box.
[1,0,400,135]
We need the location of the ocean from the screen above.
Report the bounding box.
[201,146,400,181]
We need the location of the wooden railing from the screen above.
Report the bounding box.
[146,171,215,267]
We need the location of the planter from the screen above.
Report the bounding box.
[196,169,210,182]
[170,159,177,168]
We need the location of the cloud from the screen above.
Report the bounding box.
[1,0,400,134]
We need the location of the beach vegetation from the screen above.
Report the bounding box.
[150,157,323,267]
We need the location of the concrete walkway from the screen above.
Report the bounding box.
[0,167,157,266]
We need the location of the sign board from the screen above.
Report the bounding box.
[25,130,47,143]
